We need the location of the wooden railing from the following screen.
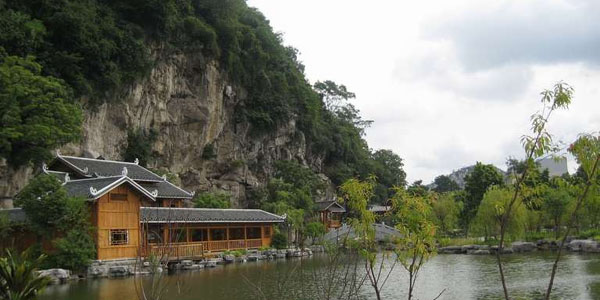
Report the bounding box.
[148,243,204,258]
[146,239,264,258]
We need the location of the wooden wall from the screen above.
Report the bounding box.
[94,184,141,260]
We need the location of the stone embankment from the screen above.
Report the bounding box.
[40,247,323,284]
[439,239,600,255]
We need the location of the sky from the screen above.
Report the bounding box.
[247,0,600,184]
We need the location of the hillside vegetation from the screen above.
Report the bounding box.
[0,0,406,202]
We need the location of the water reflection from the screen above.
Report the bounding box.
[40,253,600,300]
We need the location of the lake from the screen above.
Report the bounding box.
[40,252,600,299]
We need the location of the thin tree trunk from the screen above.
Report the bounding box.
[545,154,599,300]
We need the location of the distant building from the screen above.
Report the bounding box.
[537,157,568,177]
[315,200,345,231]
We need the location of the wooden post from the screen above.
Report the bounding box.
[244,224,247,249]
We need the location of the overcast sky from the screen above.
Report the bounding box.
[247,0,600,184]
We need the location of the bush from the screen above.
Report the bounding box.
[123,128,157,167]
[51,228,96,272]
[576,229,600,240]
[193,191,231,208]
[270,232,287,249]
[202,144,216,160]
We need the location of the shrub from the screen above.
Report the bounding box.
[123,128,157,167]
[193,191,231,209]
[270,232,287,249]
[202,144,216,160]
[51,228,96,272]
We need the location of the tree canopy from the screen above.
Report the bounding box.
[0,54,81,166]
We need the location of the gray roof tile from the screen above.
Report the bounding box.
[63,177,123,199]
[139,181,192,199]
[140,207,285,223]
[57,156,163,181]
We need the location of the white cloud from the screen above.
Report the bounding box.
[248,0,600,183]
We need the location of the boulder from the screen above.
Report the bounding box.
[223,255,235,263]
[511,242,536,252]
[38,269,71,284]
[468,249,490,255]
[568,240,599,252]
[108,266,130,277]
[439,246,463,254]
[461,245,477,253]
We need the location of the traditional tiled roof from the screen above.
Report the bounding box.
[0,208,27,223]
[44,170,70,183]
[140,207,285,223]
[139,181,193,199]
[368,205,392,213]
[315,201,346,213]
[62,176,158,201]
[55,155,163,182]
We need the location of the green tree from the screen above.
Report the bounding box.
[471,187,527,241]
[339,176,392,300]
[14,175,95,271]
[391,188,437,300]
[462,163,504,233]
[305,221,326,244]
[546,134,599,299]
[270,232,288,250]
[542,187,571,238]
[51,228,96,272]
[432,175,460,193]
[193,191,231,209]
[431,192,461,236]
[0,249,51,300]
[0,54,82,166]
[406,180,428,197]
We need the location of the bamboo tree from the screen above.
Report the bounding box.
[495,82,572,300]
[545,134,600,299]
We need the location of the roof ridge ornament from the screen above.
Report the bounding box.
[90,187,98,196]
[42,163,49,174]
[64,173,70,182]
[134,158,139,165]
[161,174,167,181]
[56,150,61,156]
[82,167,89,174]
[122,167,128,176]
[151,189,158,197]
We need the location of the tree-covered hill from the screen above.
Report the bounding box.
[0,0,406,203]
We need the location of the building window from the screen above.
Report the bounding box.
[110,229,128,245]
[190,228,208,242]
[110,193,127,201]
[264,226,271,238]
[229,228,245,240]
[246,227,261,239]
[210,228,226,241]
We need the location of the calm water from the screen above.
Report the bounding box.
[40,252,600,300]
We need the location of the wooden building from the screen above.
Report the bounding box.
[2,155,285,261]
[315,200,346,231]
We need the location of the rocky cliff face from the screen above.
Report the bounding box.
[0,51,333,207]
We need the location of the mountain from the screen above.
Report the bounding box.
[0,0,404,207]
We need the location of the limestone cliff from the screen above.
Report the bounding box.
[0,51,334,207]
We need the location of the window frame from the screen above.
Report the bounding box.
[110,229,129,246]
